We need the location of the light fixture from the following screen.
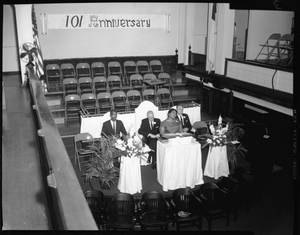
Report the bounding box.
[165,14,170,33]
[40,13,47,35]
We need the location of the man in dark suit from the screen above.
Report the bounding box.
[138,110,161,169]
[101,110,128,139]
[176,104,192,133]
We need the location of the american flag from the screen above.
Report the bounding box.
[32,4,44,78]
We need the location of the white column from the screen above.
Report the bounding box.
[184,3,195,65]
[177,3,186,64]
[14,4,34,85]
[215,3,235,75]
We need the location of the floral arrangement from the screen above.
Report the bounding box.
[207,115,247,168]
[114,129,152,162]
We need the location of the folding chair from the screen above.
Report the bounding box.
[61,63,76,80]
[108,61,123,80]
[255,33,281,61]
[137,60,150,76]
[46,64,62,92]
[192,121,212,144]
[81,93,97,115]
[124,61,137,81]
[97,92,114,114]
[129,74,143,92]
[157,88,173,108]
[143,74,156,90]
[74,133,94,171]
[107,75,122,92]
[150,60,164,76]
[64,94,81,126]
[142,89,155,104]
[63,78,78,99]
[78,77,93,95]
[157,72,171,89]
[127,90,142,111]
[76,63,91,78]
[93,76,108,95]
[112,91,128,112]
[273,34,294,64]
[91,62,106,78]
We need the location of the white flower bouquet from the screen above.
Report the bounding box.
[114,131,153,161]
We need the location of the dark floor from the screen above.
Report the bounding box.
[2,75,53,230]
[63,137,293,234]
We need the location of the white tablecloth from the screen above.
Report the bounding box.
[117,155,142,194]
[80,101,201,139]
[204,145,230,179]
[157,140,203,191]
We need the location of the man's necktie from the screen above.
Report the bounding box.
[113,121,116,134]
[180,116,184,126]
[150,121,153,130]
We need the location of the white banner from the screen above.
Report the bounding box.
[48,14,166,29]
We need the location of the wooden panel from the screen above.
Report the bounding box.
[28,68,98,230]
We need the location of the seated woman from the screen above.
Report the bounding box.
[160,108,183,137]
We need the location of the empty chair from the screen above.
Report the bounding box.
[171,188,202,231]
[157,88,173,108]
[97,92,114,114]
[157,73,170,89]
[124,61,137,80]
[199,183,231,231]
[76,62,91,78]
[107,75,122,92]
[84,190,106,229]
[272,34,294,64]
[81,93,97,115]
[138,191,170,231]
[106,193,136,230]
[74,132,94,171]
[216,176,252,222]
[127,90,142,111]
[45,64,62,92]
[108,61,123,79]
[64,94,81,126]
[91,62,106,78]
[255,33,281,61]
[143,73,156,90]
[150,60,164,76]
[232,167,262,203]
[112,91,127,112]
[192,121,211,142]
[142,89,155,103]
[63,78,78,97]
[93,76,108,95]
[61,63,76,79]
[78,77,93,95]
[137,60,150,76]
[129,74,143,91]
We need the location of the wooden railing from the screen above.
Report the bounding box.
[27,67,98,230]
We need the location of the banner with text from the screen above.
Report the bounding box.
[48,14,166,29]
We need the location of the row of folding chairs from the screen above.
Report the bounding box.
[46,60,164,92]
[62,73,172,97]
[255,33,294,64]
[64,89,173,125]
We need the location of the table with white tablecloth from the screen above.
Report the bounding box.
[156,140,204,191]
[204,145,230,180]
[117,155,142,194]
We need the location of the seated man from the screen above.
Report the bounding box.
[176,104,192,133]
[138,110,161,169]
[101,110,127,139]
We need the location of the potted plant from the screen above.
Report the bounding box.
[83,134,121,190]
[206,116,247,170]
